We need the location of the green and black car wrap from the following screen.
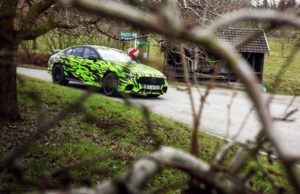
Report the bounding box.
[48,49,168,96]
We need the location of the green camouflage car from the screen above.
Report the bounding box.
[48,45,168,97]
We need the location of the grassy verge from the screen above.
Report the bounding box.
[0,76,292,193]
[264,38,300,95]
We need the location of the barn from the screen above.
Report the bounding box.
[164,28,270,82]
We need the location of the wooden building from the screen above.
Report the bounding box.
[164,28,270,82]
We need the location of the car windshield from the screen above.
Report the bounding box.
[97,48,136,63]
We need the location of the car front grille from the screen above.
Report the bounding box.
[137,77,165,85]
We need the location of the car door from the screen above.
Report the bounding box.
[57,47,74,79]
[69,47,103,86]
[66,46,91,82]
[81,47,105,86]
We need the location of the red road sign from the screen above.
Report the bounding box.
[128,48,139,58]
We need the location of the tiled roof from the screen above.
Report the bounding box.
[217,28,270,53]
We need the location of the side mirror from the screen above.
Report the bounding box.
[88,56,98,61]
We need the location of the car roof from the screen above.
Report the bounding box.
[72,45,124,52]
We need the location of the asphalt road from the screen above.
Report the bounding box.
[17,67,300,157]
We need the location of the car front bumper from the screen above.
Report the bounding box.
[118,77,168,95]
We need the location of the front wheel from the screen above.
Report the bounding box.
[103,72,119,96]
[52,64,68,85]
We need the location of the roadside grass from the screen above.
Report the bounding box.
[17,64,47,70]
[0,76,292,193]
[264,38,300,95]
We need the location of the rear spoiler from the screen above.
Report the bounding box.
[53,49,62,54]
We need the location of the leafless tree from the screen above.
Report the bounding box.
[0,0,101,121]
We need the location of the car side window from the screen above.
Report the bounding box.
[83,48,91,59]
[72,47,84,57]
[90,49,98,59]
[83,48,99,59]
[65,48,73,55]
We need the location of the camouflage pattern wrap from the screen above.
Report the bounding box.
[48,55,168,95]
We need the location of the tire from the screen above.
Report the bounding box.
[52,64,68,85]
[103,72,119,96]
[147,94,160,98]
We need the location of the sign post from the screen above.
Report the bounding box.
[137,40,150,46]
[120,32,150,61]
[120,32,138,48]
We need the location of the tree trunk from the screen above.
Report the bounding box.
[0,0,21,121]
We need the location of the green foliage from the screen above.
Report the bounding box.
[20,29,140,55]
[20,31,165,71]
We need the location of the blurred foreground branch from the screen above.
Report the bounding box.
[62,0,300,192]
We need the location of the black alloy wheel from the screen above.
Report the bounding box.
[52,64,68,85]
[103,72,119,96]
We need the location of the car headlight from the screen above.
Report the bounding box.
[125,73,136,79]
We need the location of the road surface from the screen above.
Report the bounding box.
[17,67,300,157]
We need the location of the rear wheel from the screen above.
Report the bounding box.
[103,72,119,96]
[52,64,68,85]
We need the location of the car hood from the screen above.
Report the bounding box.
[119,62,165,78]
